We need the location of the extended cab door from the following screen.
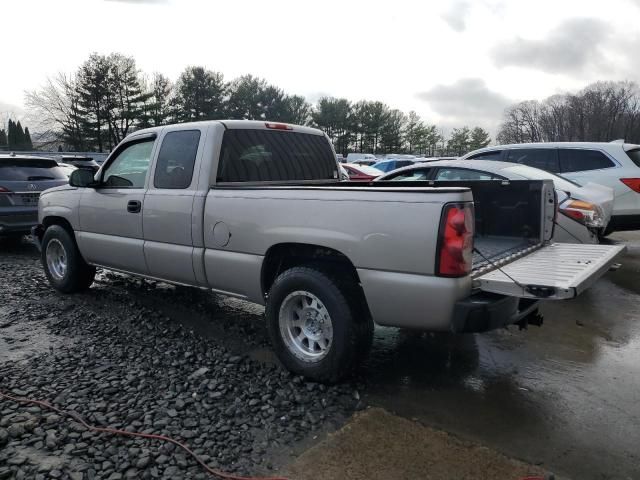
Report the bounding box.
[77,135,156,274]
[143,127,205,284]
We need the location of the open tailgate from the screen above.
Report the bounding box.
[474,243,625,299]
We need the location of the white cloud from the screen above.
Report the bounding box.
[416,78,512,131]
[492,18,610,75]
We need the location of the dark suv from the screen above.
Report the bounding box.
[0,154,69,238]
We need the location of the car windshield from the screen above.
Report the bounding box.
[503,164,582,190]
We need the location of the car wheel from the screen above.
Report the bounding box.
[41,225,96,293]
[266,266,373,383]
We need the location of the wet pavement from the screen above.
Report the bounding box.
[362,231,640,479]
[2,232,640,479]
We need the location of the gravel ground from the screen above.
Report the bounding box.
[0,242,360,479]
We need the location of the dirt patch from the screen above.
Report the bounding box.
[284,408,549,480]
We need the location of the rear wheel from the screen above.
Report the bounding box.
[41,225,95,293]
[266,266,373,383]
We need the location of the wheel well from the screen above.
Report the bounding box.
[261,243,361,297]
[41,216,75,238]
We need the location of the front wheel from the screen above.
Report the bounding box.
[41,225,96,293]
[265,266,373,383]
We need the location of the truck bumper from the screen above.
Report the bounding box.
[451,292,540,333]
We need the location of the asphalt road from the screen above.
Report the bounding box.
[363,231,640,479]
[2,232,639,479]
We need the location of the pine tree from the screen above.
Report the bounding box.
[23,127,33,150]
[0,129,7,148]
[7,120,16,149]
[15,121,25,149]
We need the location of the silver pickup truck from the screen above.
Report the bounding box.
[33,120,625,381]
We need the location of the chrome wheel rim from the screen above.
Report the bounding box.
[46,239,67,281]
[279,290,333,363]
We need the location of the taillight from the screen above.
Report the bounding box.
[559,199,606,228]
[437,203,474,277]
[265,122,293,130]
[620,178,640,193]
[0,186,11,193]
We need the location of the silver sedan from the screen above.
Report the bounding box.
[376,159,614,244]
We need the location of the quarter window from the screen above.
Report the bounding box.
[559,149,615,173]
[102,140,154,188]
[505,149,559,173]
[154,130,201,189]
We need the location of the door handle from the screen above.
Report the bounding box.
[127,200,142,213]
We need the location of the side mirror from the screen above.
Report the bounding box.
[69,169,98,188]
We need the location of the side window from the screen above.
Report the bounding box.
[388,169,431,181]
[468,150,502,161]
[559,149,615,173]
[396,160,412,168]
[154,130,201,189]
[102,140,154,188]
[434,168,500,181]
[505,149,559,173]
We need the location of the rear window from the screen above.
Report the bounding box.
[505,148,559,173]
[468,150,503,161]
[559,149,615,172]
[0,158,68,181]
[217,130,337,183]
[626,149,640,168]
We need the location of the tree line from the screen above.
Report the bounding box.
[0,119,33,150]
[497,81,640,145]
[25,52,491,155]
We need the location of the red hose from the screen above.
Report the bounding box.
[0,391,288,480]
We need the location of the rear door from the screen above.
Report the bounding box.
[475,243,625,299]
[143,126,205,284]
[77,135,156,274]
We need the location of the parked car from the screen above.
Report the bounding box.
[55,162,78,178]
[342,163,383,181]
[0,154,70,239]
[33,120,624,382]
[346,153,378,166]
[462,142,640,233]
[56,155,100,172]
[336,154,346,163]
[372,158,415,173]
[376,160,614,244]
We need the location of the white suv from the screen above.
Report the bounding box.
[462,142,640,233]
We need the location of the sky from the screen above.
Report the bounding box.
[1,0,639,134]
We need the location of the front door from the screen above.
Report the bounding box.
[76,137,156,274]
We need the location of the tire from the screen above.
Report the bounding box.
[265,266,373,383]
[41,225,96,293]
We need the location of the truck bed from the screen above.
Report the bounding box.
[472,236,533,270]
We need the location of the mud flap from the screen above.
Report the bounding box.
[474,243,625,299]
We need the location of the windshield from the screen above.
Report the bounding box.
[503,164,581,190]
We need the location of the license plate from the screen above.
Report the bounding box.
[20,194,40,205]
